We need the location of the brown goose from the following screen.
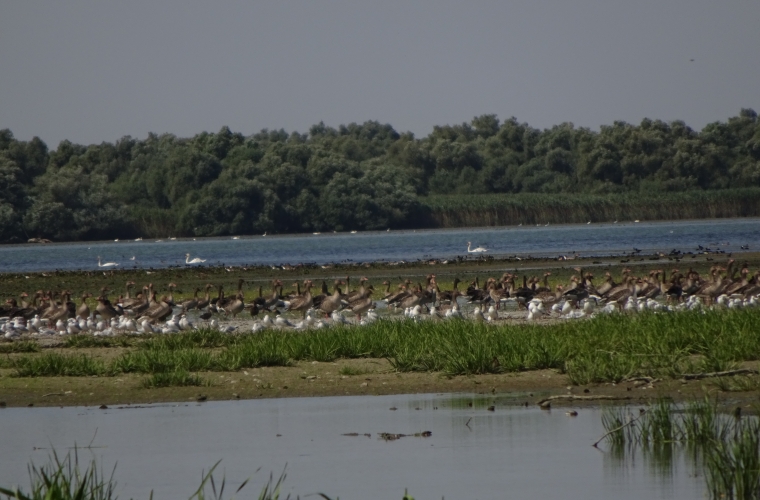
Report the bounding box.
[128,286,151,316]
[142,289,172,322]
[350,285,375,320]
[532,273,552,294]
[386,281,411,305]
[96,295,120,321]
[319,280,347,316]
[120,282,142,309]
[346,277,370,303]
[436,278,461,303]
[196,284,214,310]
[311,280,330,309]
[286,280,314,318]
[181,287,201,311]
[223,281,246,318]
[488,279,509,309]
[77,292,92,320]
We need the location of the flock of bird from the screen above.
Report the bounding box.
[2,258,760,339]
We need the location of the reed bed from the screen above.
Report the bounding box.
[8,309,760,383]
[421,188,760,227]
[601,400,760,499]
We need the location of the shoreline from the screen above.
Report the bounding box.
[2,357,759,410]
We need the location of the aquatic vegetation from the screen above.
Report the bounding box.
[0,452,297,500]
[600,399,760,499]
[0,450,117,500]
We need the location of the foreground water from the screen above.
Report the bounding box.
[0,217,758,273]
[0,393,703,499]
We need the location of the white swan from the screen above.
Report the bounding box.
[467,242,487,253]
[97,256,119,267]
[185,253,206,264]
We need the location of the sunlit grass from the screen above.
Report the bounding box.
[8,309,760,385]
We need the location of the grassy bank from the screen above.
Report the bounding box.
[7,309,760,385]
[421,188,760,227]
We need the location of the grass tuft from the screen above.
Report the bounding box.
[141,370,209,388]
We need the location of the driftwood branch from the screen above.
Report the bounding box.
[592,409,648,448]
[536,394,632,408]
[622,376,659,383]
[681,368,759,381]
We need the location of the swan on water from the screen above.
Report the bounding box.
[467,242,487,253]
[185,253,206,264]
[97,256,119,267]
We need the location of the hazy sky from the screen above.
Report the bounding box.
[1,1,759,148]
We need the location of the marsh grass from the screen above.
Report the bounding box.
[64,336,136,349]
[0,451,298,500]
[601,399,760,499]
[0,449,117,500]
[141,370,209,388]
[712,376,760,393]
[12,353,109,377]
[10,309,760,385]
[705,419,760,500]
[0,341,40,354]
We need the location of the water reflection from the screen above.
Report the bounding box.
[0,394,705,499]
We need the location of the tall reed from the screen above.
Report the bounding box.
[600,400,760,499]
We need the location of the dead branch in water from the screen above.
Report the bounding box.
[536,394,632,408]
[592,409,648,448]
[681,368,759,381]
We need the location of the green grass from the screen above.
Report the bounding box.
[11,353,110,377]
[9,309,760,384]
[64,336,136,349]
[339,365,372,376]
[0,450,117,500]
[0,451,300,500]
[141,370,209,388]
[601,400,760,499]
[0,342,40,354]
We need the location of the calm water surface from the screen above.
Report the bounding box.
[1,218,758,273]
[0,393,704,499]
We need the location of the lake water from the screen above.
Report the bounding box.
[0,393,704,499]
[1,218,758,274]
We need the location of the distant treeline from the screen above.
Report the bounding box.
[1,108,759,243]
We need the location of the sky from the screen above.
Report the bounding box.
[1,1,759,148]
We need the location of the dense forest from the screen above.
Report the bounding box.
[1,109,759,243]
